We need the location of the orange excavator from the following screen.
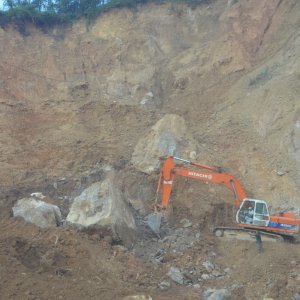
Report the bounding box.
[147,156,300,242]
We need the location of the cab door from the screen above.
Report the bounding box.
[236,199,256,224]
[253,201,270,227]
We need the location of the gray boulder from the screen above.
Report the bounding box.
[66,175,137,247]
[12,198,62,229]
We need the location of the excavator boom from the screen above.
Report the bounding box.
[157,156,247,209]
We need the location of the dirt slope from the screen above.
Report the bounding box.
[0,0,300,299]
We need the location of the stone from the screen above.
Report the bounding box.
[203,260,215,272]
[131,114,198,174]
[180,218,193,228]
[201,274,210,280]
[212,270,223,277]
[12,198,61,229]
[189,151,197,160]
[167,267,184,285]
[140,91,154,105]
[203,288,231,300]
[183,221,193,228]
[158,280,171,290]
[128,198,146,216]
[67,175,137,247]
[146,213,162,235]
[30,192,46,199]
[293,294,300,300]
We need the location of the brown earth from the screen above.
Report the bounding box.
[0,0,300,299]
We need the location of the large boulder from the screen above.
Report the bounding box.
[66,175,137,247]
[131,114,198,174]
[12,198,62,229]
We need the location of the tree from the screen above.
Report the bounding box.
[31,0,44,11]
[4,0,17,8]
[1,0,211,31]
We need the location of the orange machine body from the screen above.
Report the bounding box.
[155,156,300,237]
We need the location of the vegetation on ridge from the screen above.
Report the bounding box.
[0,0,210,32]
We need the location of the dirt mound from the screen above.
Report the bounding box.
[0,218,208,300]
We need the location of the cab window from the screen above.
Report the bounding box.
[255,203,268,215]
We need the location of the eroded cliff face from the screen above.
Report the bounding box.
[0,2,300,300]
[0,0,299,210]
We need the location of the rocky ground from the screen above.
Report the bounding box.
[0,0,300,299]
[1,211,299,300]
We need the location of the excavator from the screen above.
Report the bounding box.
[147,156,300,242]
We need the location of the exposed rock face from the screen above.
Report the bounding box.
[0,1,299,212]
[66,175,137,247]
[12,198,62,228]
[131,114,197,174]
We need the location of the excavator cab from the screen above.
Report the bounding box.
[236,199,270,227]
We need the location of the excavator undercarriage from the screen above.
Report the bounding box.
[213,227,284,242]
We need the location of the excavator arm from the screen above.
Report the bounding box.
[156,156,248,209]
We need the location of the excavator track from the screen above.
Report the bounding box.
[213,227,285,243]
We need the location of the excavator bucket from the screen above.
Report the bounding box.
[146,212,162,235]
